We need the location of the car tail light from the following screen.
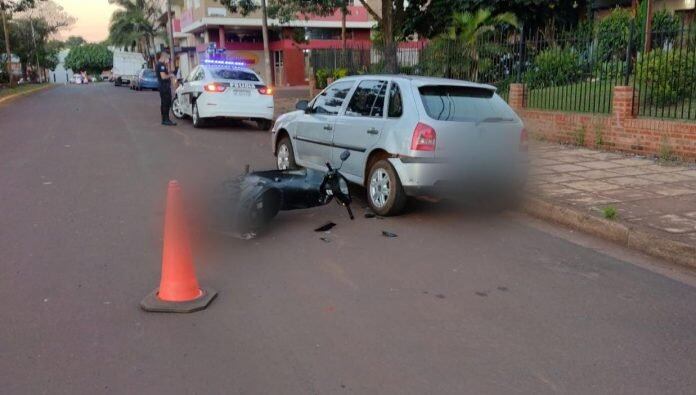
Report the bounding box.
[410,122,437,151]
[519,128,529,152]
[257,86,273,95]
[204,83,228,93]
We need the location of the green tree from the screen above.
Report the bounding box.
[403,0,587,40]
[422,9,518,81]
[108,0,160,65]
[64,35,86,47]
[64,43,113,74]
[1,0,42,86]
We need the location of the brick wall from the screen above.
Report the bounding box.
[513,85,696,161]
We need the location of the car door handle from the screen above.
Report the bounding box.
[323,125,333,131]
[366,127,379,135]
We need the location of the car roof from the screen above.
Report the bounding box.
[339,74,497,91]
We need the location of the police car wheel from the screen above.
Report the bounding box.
[172,95,185,119]
[192,102,205,128]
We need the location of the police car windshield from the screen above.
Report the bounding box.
[212,69,259,81]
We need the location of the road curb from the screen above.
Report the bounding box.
[0,84,55,105]
[520,197,696,269]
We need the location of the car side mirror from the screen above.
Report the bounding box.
[295,100,309,111]
[340,150,350,162]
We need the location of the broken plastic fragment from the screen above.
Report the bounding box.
[382,231,398,238]
[315,222,336,232]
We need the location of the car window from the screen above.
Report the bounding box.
[312,81,354,115]
[143,70,156,78]
[345,80,387,118]
[418,85,514,122]
[212,69,259,81]
[387,82,403,118]
[185,67,198,82]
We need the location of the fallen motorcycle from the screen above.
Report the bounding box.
[211,150,354,238]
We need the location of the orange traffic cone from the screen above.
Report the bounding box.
[141,180,216,313]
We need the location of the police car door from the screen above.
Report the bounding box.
[180,67,199,115]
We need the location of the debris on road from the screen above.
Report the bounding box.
[320,237,331,243]
[315,222,336,232]
[382,231,398,238]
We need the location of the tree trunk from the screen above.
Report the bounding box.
[381,0,396,73]
[1,10,15,87]
[260,0,273,86]
[341,3,346,51]
[644,0,653,53]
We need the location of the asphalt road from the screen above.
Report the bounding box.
[1,84,695,394]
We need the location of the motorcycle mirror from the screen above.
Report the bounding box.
[340,150,350,162]
[295,100,309,111]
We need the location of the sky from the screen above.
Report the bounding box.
[54,0,118,42]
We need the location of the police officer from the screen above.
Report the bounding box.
[156,52,177,126]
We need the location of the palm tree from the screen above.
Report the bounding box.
[444,9,519,81]
[108,0,160,65]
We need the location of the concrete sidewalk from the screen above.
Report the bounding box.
[528,142,696,252]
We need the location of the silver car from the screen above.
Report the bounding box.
[272,75,528,216]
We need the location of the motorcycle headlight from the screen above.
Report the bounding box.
[338,177,349,195]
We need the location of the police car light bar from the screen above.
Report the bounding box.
[202,59,248,67]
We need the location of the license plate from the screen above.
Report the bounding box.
[233,90,251,96]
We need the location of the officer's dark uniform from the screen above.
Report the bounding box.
[156,61,174,124]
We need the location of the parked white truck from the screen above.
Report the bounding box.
[112,51,146,87]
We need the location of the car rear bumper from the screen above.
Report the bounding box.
[388,157,528,198]
[198,99,274,120]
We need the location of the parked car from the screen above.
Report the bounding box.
[131,68,159,91]
[271,75,528,216]
[72,74,85,84]
[171,62,274,130]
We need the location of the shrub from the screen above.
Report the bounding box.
[332,68,349,80]
[315,68,331,88]
[637,49,696,106]
[596,60,626,81]
[523,47,581,89]
[651,9,680,49]
[596,8,635,61]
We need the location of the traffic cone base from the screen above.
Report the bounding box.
[140,286,217,313]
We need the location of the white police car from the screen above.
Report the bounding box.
[172,60,274,130]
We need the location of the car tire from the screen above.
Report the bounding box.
[172,95,185,120]
[192,102,205,128]
[256,119,273,131]
[367,159,407,216]
[276,136,298,170]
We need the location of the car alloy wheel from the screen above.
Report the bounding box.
[277,143,291,170]
[369,168,391,208]
[172,95,184,119]
[192,103,201,128]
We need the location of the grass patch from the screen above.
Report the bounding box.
[602,206,617,220]
[0,83,49,99]
[527,80,614,114]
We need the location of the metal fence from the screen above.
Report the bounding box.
[309,20,696,122]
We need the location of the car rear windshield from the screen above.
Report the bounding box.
[418,85,515,122]
[143,70,156,78]
[212,69,259,81]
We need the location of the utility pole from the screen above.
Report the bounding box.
[643,0,654,53]
[260,0,272,86]
[166,0,175,74]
